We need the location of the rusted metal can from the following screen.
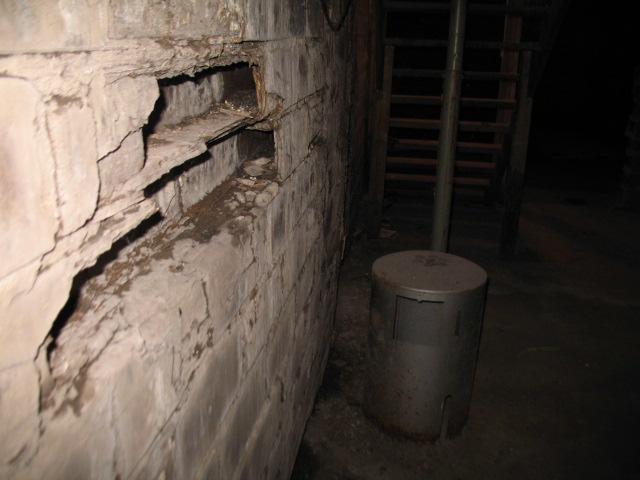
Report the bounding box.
[364,250,487,441]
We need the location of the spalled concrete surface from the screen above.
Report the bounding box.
[292,188,640,480]
[0,1,353,478]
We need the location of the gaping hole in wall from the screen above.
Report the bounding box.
[133,62,263,216]
[237,129,276,165]
[145,63,259,138]
[235,128,278,184]
[145,128,276,197]
[46,213,163,366]
[45,126,276,387]
[146,127,277,220]
[40,50,277,424]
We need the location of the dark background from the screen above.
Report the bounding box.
[529,0,640,191]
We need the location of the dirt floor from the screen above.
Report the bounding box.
[291,187,640,480]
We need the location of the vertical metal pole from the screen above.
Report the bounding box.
[431,0,467,252]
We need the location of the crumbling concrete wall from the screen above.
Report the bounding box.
[0,1,353,478]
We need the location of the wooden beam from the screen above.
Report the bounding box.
[368,45,394,235]
[492,0,524,200]
[501,51,533,256]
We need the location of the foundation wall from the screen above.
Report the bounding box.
[0,1,353,478]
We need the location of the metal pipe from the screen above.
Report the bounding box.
[431,0,467,252]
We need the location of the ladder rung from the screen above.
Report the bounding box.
[385,172,491,187]
[393,68,442,78]
[386,38,540,51]
[391,95,516,109]
[465,71,519,81]
[387,156,496,170]
[392,138,504,154]
[390,118,511,133]
[386,187,488,197]
[393,69,518,81]
[384,1,549,17]
[391,95,442,105]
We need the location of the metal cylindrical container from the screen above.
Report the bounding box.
[364,250,487,440]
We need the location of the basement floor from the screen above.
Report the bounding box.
[291,187,640,480]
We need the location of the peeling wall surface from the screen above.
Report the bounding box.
[0,1,354,478]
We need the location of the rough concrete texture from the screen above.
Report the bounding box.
[292,189,640,480]
[0,1,353,478]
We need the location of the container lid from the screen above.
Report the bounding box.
[372,250,487,295]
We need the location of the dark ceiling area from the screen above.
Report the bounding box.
[529,0,640,190]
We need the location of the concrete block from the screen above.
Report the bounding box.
[269,259,286,320]
[268,191,288,262]
[261,43,294,110]
[244,0,303,41]
[129,420,177,480]
[226,261,258,326]
[235,394,284,480]
[266,293,295,383]
[254,271,275,336]
[0,0,352,477]
[262,41,325,113]
[286,156,318,230]
[0,363,40,466]
[238,301,263,373]
[182,232,254,332]
[175,330,240,480]
[220,359,270,476]
[295,249,316,326]
[0,0,107,54]
[242,0,270,40]
[276,41,325,105]
[123,262,208,340]
[0,259,73,369]
[154,71,224,129]
[280,229,301,297]
[0,78,58,278]
[274,106,311,180]
[249,210,274,280]
[307,41,328,94]
[47,98,100,234]
[265,437,289,480]
[152,178,183,221]
[277,175,297,238]
[199,453,224,480]
[98,130,145,206]
[111,354,172,478]
[289,0,306,37]
[24,376,117,480]
[179,135,239,210]
[305,0,324,38]
[108,0,241,39]
[91,74,158,158]
[270,1,288,39]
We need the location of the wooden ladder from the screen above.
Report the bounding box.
[369,0,568,251]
